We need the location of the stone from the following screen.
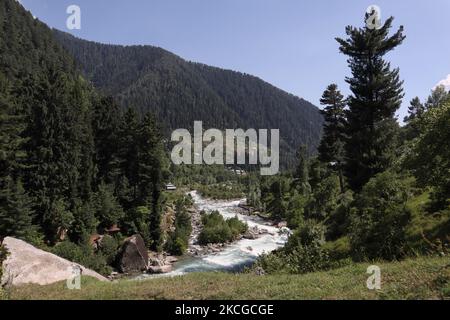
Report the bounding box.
[117,234,149,273]
[253,266,265,276]
[147,265,172,274]
[0,237,108,287]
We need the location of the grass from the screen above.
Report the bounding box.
[405,189,450,252]
[5,255,449,300]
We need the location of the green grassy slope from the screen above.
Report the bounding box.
[6,256,449,300]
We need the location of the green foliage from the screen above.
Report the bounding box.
[51,241,111,275]
[408,103,450,209]
[337,17,405,190]
[98,235,120,265]
[0,178,37,242]
[93,183,124,229]
[197,183,245,200]
[166,197,192,255]
[198,211,247,245]
[304,173,340,221]
[318,84,346,192]
[254,221,343,274]
[266,179,288,221]
[349,171,412,261]
[325,191,353,241]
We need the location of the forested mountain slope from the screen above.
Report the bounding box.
[54,30,323,167]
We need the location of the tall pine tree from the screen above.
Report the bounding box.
[137,113,164,250]
[336,16,405,190]
[318,84,346,192]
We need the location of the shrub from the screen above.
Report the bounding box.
[98,235,119,265]
[349,171,412,261]
[51,241,111,276]
[254,221,338,274]
[198,211,247,245]
[325,191,353,241]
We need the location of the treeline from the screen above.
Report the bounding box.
[250,15,450,274]
[0,0,166,273]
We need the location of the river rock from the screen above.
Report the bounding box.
[147,265,173,274]
[243,226,260,240]
[117,234,148,273]
[0,237,108,287]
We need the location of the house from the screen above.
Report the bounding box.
[165,183,177,191]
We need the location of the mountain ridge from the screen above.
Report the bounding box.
[53,30,323,168]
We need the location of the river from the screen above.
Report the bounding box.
[138,191,289,278]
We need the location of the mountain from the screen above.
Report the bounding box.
[53,30,323,168]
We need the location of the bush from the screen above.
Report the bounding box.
[325,191,353,241]
[349,171,412,261]
[98,235,119,265]
[51,241,111,276]
[198,211,247,245]
[254,221,338,274]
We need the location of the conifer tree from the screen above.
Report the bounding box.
[336,16,405,190]
[404,97,425,123]
[293,145,311,196]
[117,108,140,205]
[137,113,164,250]
[92,96,121,185]
[318,84,346,192]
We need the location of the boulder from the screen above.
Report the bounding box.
[147,265,172,274]
[117,234,148,273]
[0,237,108,287]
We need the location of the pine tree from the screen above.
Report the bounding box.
[404,97,425,123]
[336,16,405,190]
[0,177,37,241]
[425,85,450,110]
[117,108,140,205]
[268,180,287,221]
[318,84,346,192]
[92,96,121,185]
[293,145,311,196]
[137,113,164,250]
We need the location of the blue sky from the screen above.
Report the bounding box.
[18,0,450,121]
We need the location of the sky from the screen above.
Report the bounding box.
[18,0,450,122]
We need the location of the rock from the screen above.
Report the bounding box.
[0,237,108,287]
[147,265,172,274]
[277,221,288,228]
[253,266,265,276]
[117,234,148,273]
[148,255,164,267]
[243,227,260,239]
[165,256,178,264]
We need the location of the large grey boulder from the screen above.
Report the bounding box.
[117,234,148,273]
[1,237,108,287]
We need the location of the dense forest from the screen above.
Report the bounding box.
[0,0,168,274]
[53,30,324,168]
